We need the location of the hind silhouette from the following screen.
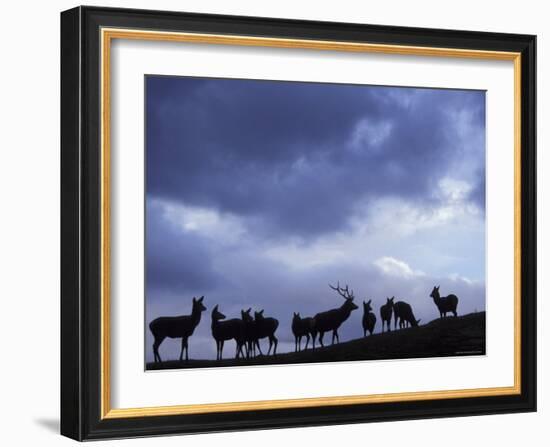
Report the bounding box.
[211,305,246,360]
[393,300,421,329]
[380,297,394,332]
[254,310,279,355]
[149,296,206,363]
[241,308,261,358]
[362,299,376,336]
[430,285,459,318]
[292,312,315,351]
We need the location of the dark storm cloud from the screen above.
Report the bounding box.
[146,77,485,239]
[146,199,223,294]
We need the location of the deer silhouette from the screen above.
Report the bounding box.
[292,312,315,352]
[312,282,358,348]
[211,305,246,360]
[254,310,279,355]
[380,297,394,332]
[149,296,206,363]
[430,285,459,318]
[241,308,261,358]
[393,300,421,329]
[362,299,376,336]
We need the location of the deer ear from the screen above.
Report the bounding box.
[260,309,264,315]
[214,304,218,311]
[192,297,196,302]
[368,299,372,305]
[198,296,204,302]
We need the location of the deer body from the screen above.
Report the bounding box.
[211,305,245,360]
[393,301,420,329]
[254,310,279,355]
[430,286,459,318]
[313,283,358,348]
[380,297,394,332]
[292,313,315,352]
[362,300,376,336]
[149,296,206,363]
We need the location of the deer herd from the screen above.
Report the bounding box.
[149,284,459,363]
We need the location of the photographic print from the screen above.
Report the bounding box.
[145,75,486,371]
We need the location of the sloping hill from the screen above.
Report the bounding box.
[146,312,485,370]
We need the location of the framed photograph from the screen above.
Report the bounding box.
[61,6,536,441]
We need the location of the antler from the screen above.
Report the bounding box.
[329,282,354,300]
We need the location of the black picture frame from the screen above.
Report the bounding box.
[61,5,536,441]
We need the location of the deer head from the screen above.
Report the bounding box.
[430,286,440,299]
[329,282,358,311]
[241,308,253,322]
[386,296,395,306]
[212,304,225,321]
[192,296,207,313]
[254,309,265,321]
[363,299,373,313]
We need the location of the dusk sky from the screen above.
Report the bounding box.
[145,75,486,363]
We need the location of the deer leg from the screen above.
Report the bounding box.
[335,330,339,343]
[256,340,263,356]
[273,336,278,355]
[305,334,310,350]
[220,340,224,360]
[179,338,185,361]
[153,336,165,363]
[319,332,324,347]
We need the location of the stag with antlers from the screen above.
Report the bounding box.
[312,282,358,348]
